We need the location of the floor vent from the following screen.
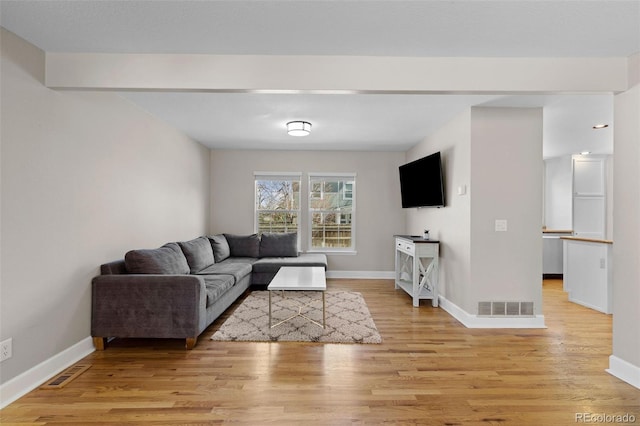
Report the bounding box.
[478,301,534,317]
[40,364,91,390]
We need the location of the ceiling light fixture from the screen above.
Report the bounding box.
[580,151,591,155]
[592,124,609,129]
[287,121,312,137]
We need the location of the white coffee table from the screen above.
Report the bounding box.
[267,266,327,328]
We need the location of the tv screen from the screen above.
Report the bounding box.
[399,152,445,208]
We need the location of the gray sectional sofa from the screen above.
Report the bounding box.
[91,233,327,350]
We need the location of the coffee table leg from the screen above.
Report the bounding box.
[268,290,272,328]
[322,291,326,328]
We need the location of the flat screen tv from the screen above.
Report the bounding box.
[399,151,445,208]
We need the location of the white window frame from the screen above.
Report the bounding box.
[308,172,356,254]
[254,172,302,246]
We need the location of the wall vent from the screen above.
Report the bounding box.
[478,302,535,317]
[40,364,91,390]
[478,302,492,316]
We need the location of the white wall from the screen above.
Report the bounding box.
[544,156,573,230]
[606,155,614,240]
[407,108,543,317]
[210,150,406,273]
[0,29,211,385]
[406,110,472,309]
[611,80,640,386]
[469,107,543,315]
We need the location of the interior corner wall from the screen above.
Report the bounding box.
[0,29,210,385]
[612,82,640,373]
[405,110,472,311]
[469,107,543,315]
[209,149,406,272]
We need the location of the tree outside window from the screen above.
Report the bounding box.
[255,175,301,235]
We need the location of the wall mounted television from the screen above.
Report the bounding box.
[399,151,445,208]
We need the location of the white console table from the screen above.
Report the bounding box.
[394,235,440,307]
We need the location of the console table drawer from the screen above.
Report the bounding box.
[396,240,414,255]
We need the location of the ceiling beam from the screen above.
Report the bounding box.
[45,54,629,94]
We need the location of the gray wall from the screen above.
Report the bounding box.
[469,107,543,315]
[612,82,640,370]
[0,29,211,384]
[210,150,406,273]
[407,107,543,315]
[406,110,472,310]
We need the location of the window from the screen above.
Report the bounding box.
[255,173,301,236]
[309,173,356,251]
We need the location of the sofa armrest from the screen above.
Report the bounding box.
[91,274,207,342]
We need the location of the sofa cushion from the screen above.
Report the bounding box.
[196,261,253,284]
[178,237,215,273]
[124,242,190,275]
[209,234,231,263]
[224,233,260,258]
[252,253,328,273]
[259,232,298,258]
[201,275,235,307]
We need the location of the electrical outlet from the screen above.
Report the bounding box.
[1,338,12,362]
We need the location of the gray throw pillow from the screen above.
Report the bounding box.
[124,242,190,274]
[209,234,231,262]
[178,237,215,273]
[224,233,260,258]
[259,232,299,257]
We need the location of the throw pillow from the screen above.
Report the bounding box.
[224,233,260,258]
[259,232,299,257]
[178,237,215,273]
[209,234,231,262]
[124,242,190,274]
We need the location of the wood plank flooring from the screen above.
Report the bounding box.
[2,279,638,425]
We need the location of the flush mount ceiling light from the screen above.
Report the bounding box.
[287,121,312,137]
[592,124,609,129]
[580,151,592,155]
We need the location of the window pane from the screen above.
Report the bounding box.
[257,212,298,234]
[255,176,301,236]
[310,179,354,210]
[310,212,352,248]
[309,175,355,250]
[342,182,353,200]
[256,180,300,210]
[310,182,323,200]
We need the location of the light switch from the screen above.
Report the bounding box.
[495,219,508,232]
[457,185,467,195]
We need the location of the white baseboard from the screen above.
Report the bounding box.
[0,336,95,409]
[607,355,640,389]
[439,296,546,329]
[326,270,395,279]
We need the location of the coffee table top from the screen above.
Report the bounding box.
[267,266,327,291]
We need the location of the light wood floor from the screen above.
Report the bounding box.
[2,279,638,425]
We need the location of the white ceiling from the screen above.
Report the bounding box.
[1,1,637,155]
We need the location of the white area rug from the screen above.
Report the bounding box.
[211,291,382,344]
